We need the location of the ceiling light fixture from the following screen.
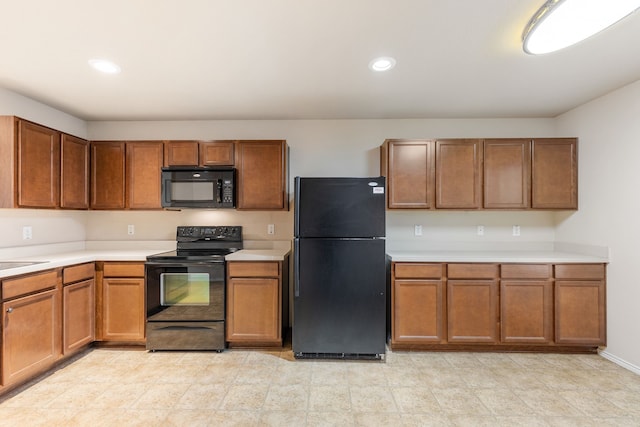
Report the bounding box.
[369,57,396,72]
[522,0,640,54]
[88,59,121,74]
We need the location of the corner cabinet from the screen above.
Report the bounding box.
[226,258,289,347]
[236,140,288,210]
[62,263,95,354]
[61,134,90,209]
[95,262,146,344]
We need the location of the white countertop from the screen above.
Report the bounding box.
[386,250,608,264]
[225,248,290,262]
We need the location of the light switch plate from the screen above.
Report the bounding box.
[414,225,423,236]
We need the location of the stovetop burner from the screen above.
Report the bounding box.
[147,226,243,262]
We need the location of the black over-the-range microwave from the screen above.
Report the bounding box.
[161,167,235,209]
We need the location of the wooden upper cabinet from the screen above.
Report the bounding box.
[483,139,530,209]
[199,141,234,166]
[17,120,61,208]
[91,141,126,209]
[435,139,482,209]
[126,141,164,209]
[164,140,199,166]
[236,140,288,210]
[60,134,89,209]
[531,138,577,209]
[381,139,435,209]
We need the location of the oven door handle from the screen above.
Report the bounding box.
[145,261,223,267]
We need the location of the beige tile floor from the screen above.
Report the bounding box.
[1,344,639,426]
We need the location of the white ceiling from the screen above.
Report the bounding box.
[1,0,639,121]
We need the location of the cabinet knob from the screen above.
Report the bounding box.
[6,307,13,313]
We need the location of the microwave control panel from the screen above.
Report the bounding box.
[222,179,233,204]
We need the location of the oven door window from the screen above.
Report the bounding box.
[160,273,210,306]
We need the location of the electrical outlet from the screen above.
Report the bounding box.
[22,226,33,240]
[477,225,484,236]
[414,225,423,236]
[128,225,135,235]
[267,224,275,235]
[512,225,521,236]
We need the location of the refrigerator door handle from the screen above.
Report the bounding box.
[294,239,300,297]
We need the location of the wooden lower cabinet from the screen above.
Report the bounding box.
[390,261,606,352]
[95,262,146,343]
[226,259,289,347]
[391,263,445,345]
[1,270,61,387]
[62,263,95,354]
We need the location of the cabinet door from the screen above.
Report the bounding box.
[199,141,235,166]
[126,141,164,209]
[91,141,126,209]
[2,289,60,386]
[555,280,605,345]
[392,279,445,344]
[226,277,280,343]
[435,139,482,209]
[483,139,530,209]
[447,280,498,343]
[384,139,435,209]
[17,120,60,208]
[164,140,199,166]
[501,280,553,343]
[531,138,577,209]
[61,134,89,209]
[63,279,95,354]
[236,140,287,210]
[101,277,145,342]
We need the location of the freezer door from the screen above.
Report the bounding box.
[294,177,385,238]
[293,238,386,356]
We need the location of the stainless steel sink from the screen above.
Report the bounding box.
[0,261,46,271]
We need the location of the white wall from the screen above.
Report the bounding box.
[87,118,560,243]
[556,79,640,369]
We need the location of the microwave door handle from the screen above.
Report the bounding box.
[216,179,222,203]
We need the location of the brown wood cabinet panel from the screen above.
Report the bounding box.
[100,277,145,342]
[2,269,59,300]
[435,139,482,209]
[60,134,89,209]
[63,263,94,284]
[483,139,530,209]
[17,120,60,208]
[226,277,280,343]
[200,141,235,166]
[531,138,577,209]
[447,279,498,343]
[382,139,435,209]
[63,278,95,354]
[103,262,145,278]
[501,264,552,279]
[126,141,164,209]
[227,262,280,278]
[394,263,444,279]
[90,141,126,209]
[392,279,445,344]
[447,263,498,279]
[555,279,606,345]
[501,279,553,343]
[236,140,287,210]
[164,140,199,166]
[555,264,605,280]
[2,288,61,386]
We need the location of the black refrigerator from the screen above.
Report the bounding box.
[293,177,386,359]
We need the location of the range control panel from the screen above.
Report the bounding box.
[176,226,243,242]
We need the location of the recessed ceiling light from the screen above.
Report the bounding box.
[88,59,121,74]
[369,57,396,72]
[523,0,640,55]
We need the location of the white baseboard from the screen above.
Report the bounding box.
[599,349,640,375]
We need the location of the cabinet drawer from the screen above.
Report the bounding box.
[501,264,552,279]
[394,263,444,279]
[227,262,280,278]
[2,269,59,300]
[447,263,498,279]
[555,264,605,280]
[103,262,145,278]
[63,263,95,284]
